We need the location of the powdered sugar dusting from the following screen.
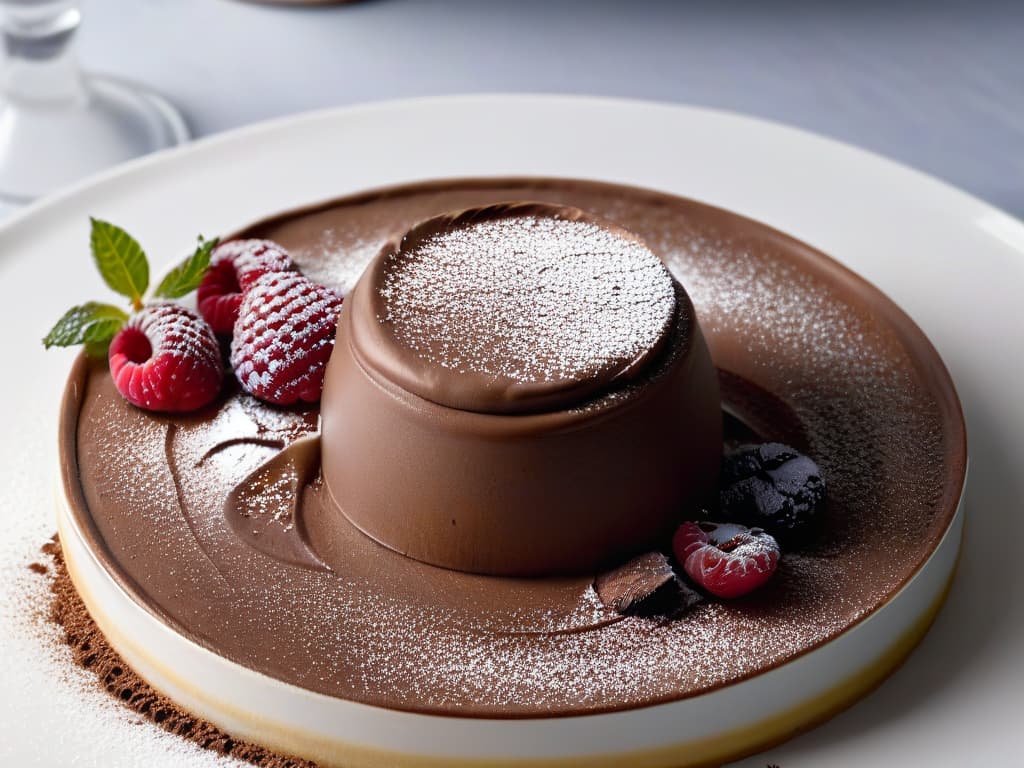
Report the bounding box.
[130,303,221,369]
[211,239,294,290]
[291,228,377,294]
[55,179,961,720]
[378,213,676,386]
[230,272,342,405]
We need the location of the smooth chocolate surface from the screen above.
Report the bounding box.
[60,178,966,717]
[322,202,721,575]
[362,203,677,414]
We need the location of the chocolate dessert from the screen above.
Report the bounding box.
[322,202,720,575]
[51,178,966,766]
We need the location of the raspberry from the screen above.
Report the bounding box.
[719,443,826,547]
[108,304,223,413]
[230,271,343,405]
[197,240,294,334]
[672,521,780,599]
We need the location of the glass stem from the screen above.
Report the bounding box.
[0,0,85,105]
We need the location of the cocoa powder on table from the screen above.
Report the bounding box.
[37,537,317,768]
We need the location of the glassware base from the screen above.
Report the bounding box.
[0,74,189,203]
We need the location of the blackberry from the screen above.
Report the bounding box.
[719,443,826,548]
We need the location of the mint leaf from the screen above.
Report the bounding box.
[153,235,219,299]
[43,302,128,351]
[84,339,114,359]
[90,218,149,307]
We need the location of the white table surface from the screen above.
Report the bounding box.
[4,0,1023,220]
[71,0,1024,217]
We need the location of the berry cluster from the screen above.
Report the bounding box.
[197,240,343,405]
[197,239,293,335]
[667,443,825,601]
[45,221,343,413]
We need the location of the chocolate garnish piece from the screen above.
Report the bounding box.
[595,552,701,618]
[595,552,675,613]
[641,574,704,621]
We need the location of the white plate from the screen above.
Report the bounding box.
[1,95,1022,767]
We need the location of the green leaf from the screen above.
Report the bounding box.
[90,218,149,307]
[43,302,128,350]
[152,235,219,299]
[84,339,114,359]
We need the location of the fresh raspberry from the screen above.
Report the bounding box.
[197,240,294,334]
[719,443,826,548]
[230,271,343,405]
[108,304,224,413]
[672,521,780,599]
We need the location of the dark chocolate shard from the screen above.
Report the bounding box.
[638,572,704,622]
[595,552,702,618]
[595,551,674,613]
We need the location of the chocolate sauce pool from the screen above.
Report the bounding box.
[61,178,965,717]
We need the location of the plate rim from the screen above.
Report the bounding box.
[1,93,1017,241]
[5,92,1018,767]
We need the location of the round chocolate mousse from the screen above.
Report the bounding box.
[320,203,722,576]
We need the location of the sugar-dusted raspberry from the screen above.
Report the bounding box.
[719,443,826,547]
[108,303,223,413]
[197,239,294,334]
[672,521,780,599]
[230,271,343,405]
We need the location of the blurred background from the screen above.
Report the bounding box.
[1,0,1022,216]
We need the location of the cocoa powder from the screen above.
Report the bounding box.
[39,538,317,768]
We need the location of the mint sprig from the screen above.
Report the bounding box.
[89,218,150,311]
[43,302,129,356]
[44,220,220,357]
[153,235,219,299]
